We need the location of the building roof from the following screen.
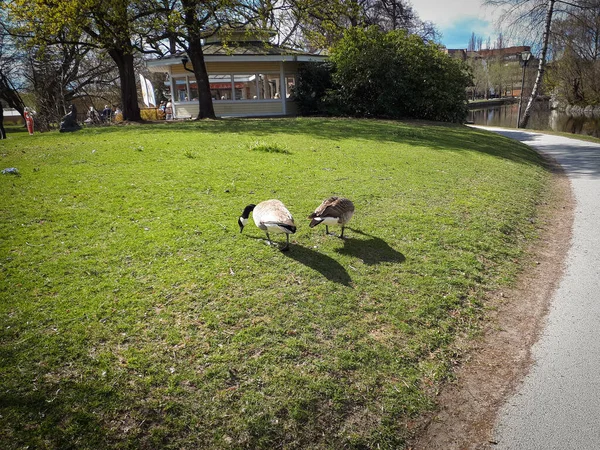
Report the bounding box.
[201,41,315,57]
[146,42,327,73]
[445,45,532,61]
[476,46,530,59]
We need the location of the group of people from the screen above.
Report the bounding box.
[0,102,126,138]
[86,105,117,124]
[158,100,173,120]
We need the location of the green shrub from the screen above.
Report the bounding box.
[298,27,472,122]
[295,62,336,116]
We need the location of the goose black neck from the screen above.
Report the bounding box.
[241,204,256,219]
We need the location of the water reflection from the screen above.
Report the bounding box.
[468,101,600,138]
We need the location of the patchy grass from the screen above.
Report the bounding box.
[248,140,291,154]
[0,118,550,448]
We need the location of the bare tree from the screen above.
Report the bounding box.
[468,32,477,51]
[519,0,555,127]
[288,0,438,49]
[486,0,556,127]
[0,11,27,117]
[495,32,505,49]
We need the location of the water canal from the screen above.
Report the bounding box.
[468,101,600,138]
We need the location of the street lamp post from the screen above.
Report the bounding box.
[181,55,195,74]
[516,50,532,128]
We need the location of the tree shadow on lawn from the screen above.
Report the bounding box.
[335,229,406,266]
[91,118,546,168]
[0,379,122,448]
[283,243,352,287]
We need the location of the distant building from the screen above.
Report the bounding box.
[473,46,532,61]
[444,45,535,100]
[1,108,23,125]
[444,45,531,62]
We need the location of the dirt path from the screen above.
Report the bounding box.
[408,157,574,449]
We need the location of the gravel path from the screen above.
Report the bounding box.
[479,128,600,449]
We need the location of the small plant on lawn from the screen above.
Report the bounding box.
[248,140,290,154]
[183,148,197,159]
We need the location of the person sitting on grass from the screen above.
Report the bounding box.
[101,105,112,122]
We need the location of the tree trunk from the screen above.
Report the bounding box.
[0,72,26,119]
[182,0,215,120]
[519,0,555,128]
[108,49,141,122]
[188,39,216,120]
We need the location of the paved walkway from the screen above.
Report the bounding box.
[475,127,600,449]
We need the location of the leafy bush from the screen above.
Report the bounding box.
[296,27,472,123]
[295,62,336,116]
[248,141,290,154]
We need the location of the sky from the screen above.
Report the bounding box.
[411,0,501,49]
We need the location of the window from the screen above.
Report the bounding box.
[257,74,281,99]
[285,75,296,99]
[233,75,256,100]
[209,75,233,100]
[173,72,292,102]
[189,80,198,101]
[175,78,188,102]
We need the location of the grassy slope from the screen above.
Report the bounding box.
[0,118,549,448]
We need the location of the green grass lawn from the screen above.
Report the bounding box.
[1,118,550,448]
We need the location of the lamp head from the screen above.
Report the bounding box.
[181,55,189,65]
[520,50,532,67]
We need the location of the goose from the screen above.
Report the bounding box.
[308,196,355,238]
[238,199,297,251]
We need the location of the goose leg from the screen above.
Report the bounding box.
[265,232,273,246]
[281,234,290,252]
[325,225,330,235]
[340,226,345,238]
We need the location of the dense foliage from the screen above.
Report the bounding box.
[297,28,471,122]
[294,62,336,116]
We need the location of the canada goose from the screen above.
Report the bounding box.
[238,199,297,251]
[308,196,355,238]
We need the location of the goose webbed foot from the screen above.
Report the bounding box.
[264,233,274,247]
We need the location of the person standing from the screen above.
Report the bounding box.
[0,102,6,139]
[24,107,34,135]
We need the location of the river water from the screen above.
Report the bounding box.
[468,101,600,138]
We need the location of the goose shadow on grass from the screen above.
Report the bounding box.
[282,243,352,287]
[335,229,406,265]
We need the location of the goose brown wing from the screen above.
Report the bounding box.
[309,196,338,219]
[317,197,354,218]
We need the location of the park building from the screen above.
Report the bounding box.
[145,29,328,119]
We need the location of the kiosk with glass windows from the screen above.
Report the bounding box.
[146,30,326,118]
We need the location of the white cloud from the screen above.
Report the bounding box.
[411,0,494,27]
[411,0,507,48]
